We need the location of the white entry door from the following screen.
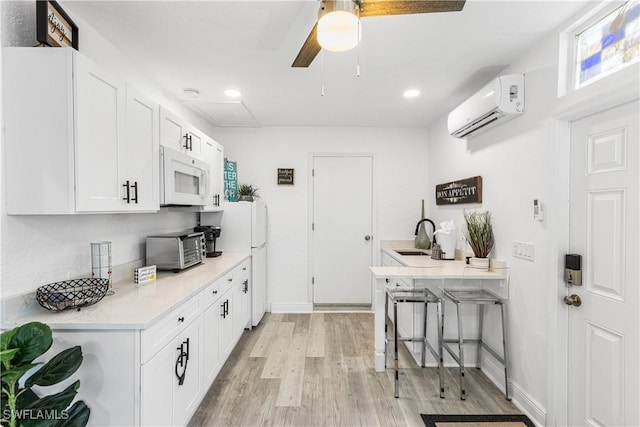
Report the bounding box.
[568,100,639,426]
[312,156,373,304]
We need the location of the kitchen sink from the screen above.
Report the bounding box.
[394,250,430,256]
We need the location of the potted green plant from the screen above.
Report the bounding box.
[1,322,90,427]
[237,184,259,202]
[464,210,494,271]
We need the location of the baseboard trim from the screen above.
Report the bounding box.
[481,354,547,427]
[270,303,313,313]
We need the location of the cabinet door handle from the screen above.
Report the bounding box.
[220,302,226,318]
[175,338,189,386]
[122,180,131,203]
[183,133,189,150]
[243,280,249,293]
[225,300,229,316]
[131,181,138,204]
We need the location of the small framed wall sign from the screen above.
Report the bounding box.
[37,1,79,50]
[435,176,483,205]
[277,168,294,185]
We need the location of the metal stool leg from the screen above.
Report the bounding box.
[384,291,389,368]
[422,301,428,367]
[394,299,399,398]
[477,304,485,370]
[500,302,511,401]
[436,299,444,398]
[456,302,466,400]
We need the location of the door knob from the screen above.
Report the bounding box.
[364,235,371,241]
[563,294,582,307]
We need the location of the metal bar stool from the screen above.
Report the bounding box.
[441,267,511,401]
[384,285,444,398]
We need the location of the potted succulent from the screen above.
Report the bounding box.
[237,184,259,202]
[464,210,494,271]
[1,321,90,427]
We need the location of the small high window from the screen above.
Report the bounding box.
[575,1,640,89]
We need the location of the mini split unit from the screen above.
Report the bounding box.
[448,74,525,139]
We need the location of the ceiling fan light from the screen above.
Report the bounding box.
[317,11,361,52]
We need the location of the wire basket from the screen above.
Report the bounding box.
[36,278,109,312]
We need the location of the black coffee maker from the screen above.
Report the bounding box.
[194,226,222,257]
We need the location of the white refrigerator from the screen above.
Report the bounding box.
[217,201,267,327]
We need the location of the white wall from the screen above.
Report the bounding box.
[0,2,215,298]
[210,126,430,309]
[426,31,564,420]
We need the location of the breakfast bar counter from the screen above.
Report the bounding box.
[371,240,506,372]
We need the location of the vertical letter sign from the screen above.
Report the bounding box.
[224,159,238,202]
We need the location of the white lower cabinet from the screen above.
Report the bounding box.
[218,290,235,361]
[141,309,202,426]
[172,319,202,426]
[139,260,251,426]
[140,338,175,426]
[203,295,222,387]
[32,259,251,427]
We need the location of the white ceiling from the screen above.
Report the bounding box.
[63,0,593,128]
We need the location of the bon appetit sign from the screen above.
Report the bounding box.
[436,176,483,205]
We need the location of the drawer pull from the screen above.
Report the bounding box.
[212,290,218,295]
[227,277,233,282]
[242,267,247,271]
[178,317,185,323]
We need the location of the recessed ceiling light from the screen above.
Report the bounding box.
[224,89,242,98]
[183,88,200,99]
[403,89,420,98]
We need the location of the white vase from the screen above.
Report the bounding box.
[470,257,489,271]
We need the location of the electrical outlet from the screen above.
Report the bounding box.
[512,241,535,261]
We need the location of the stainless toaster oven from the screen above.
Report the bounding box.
[146,231,206,272]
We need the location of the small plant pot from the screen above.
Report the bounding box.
[238,195,254,202]
[470,257,489,271]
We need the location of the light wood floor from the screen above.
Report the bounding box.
[189,312,521,427]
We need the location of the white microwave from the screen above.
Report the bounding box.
[160,146,210,206]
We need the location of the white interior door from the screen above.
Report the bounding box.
[568,100,639,426]
[312,156,373,304]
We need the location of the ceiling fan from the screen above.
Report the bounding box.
[292,0,467,67]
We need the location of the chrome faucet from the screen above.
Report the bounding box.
[414,218,437,244]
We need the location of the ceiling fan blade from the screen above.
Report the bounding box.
[292,23,321,68]
[359,0,466,17]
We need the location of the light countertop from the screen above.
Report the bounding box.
[3,252,251,330]
[375,240,505,279]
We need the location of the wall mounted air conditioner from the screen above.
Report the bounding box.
[447,74,525,139]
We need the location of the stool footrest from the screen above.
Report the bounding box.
[442,339,506,366]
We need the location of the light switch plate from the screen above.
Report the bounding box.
[512,241,535,261]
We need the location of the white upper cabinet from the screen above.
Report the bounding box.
[160,108,203,159]
[124,87,160,211]
[185,125,203,158]
[201,137,225,210]
[74,56,125,212]
[159,107,189,153]
[212,140,225,208]
[3,47,159,214]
